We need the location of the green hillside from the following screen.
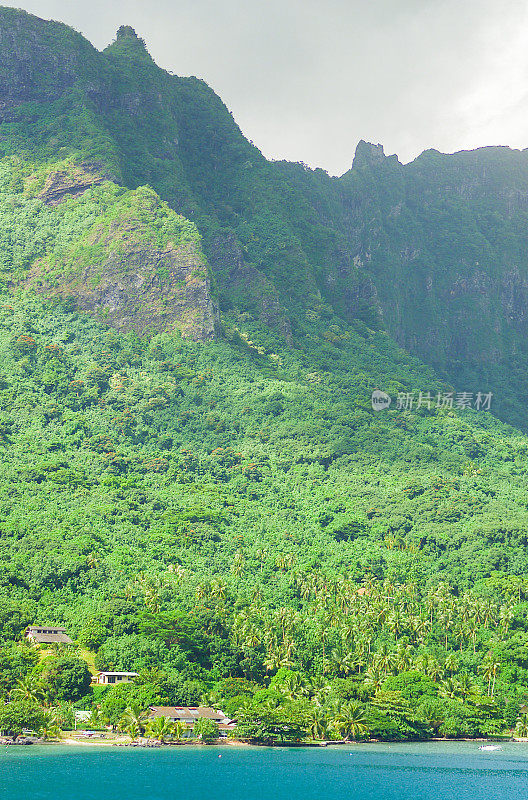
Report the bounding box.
[2,10,528,428]
[1,7,528,743]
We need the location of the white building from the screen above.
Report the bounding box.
[93,671,139,685]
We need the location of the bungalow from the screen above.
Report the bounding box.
[94,671,139,685]
[25,626,73,645]
[148,706,234,736]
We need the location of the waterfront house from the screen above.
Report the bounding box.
[25,626,73,644]
[148,706,234,736]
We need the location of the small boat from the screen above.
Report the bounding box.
[479,745,503,751]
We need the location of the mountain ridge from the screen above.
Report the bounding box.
[3,8,528,429]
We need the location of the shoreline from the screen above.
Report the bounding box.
[7,735,527,749]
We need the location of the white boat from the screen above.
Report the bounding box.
[479,745,503,751]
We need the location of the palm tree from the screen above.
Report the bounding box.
[499,605,514,639]
[11,676,45,703]
[394,644,413,672]
[413,616,429,646]
[143,578,161,613]
[210,578,227,604]
[124,721,140,741]
[255,549,267,573]
[515,714,528,738]
[372,643,396,676]
[119,705,149,740]
[167,563,187,582]
[439,677,459,700]
[89,706,109,730]
[195,582,209,606]
[438,609,454,650]
[329,647,355,677]
[278,671,308,700]
[480,653,501,697]
[173,720,186,741]
[444,653,459,675]
[307,707,330,740]
[145,716,174,743]
[332,701,368,741]
[350,651,367,675]
[232,551,245,578]
[455,673,476,698]
[387,610,404,640]
[467,619,479,654]
[38,710,62,741]
[263,642,282,673]
[426,658,445,683]
[363,665,384,693]
[312,679,332,708]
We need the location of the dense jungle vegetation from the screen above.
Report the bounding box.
[1,7,528,743]
[1,287,528,742]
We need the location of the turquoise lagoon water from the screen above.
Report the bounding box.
[3,741,528,800]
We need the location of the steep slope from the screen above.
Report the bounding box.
[1,289,527,618]
[337,143,528,429]
[0,3,526,621]
[26,178,218,341]
[1,9,525,429]
[0,158,218,341]
[0,11,355,338]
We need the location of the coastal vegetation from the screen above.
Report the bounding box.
[3,569,528,742]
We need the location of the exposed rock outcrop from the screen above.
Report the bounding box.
[352,140,387,168]
[27,200,219,342]
[38,163,109,205]
[0,7,102,112]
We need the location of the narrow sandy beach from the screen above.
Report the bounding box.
[56,737,252,748]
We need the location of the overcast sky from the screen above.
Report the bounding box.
[4,0,528,175]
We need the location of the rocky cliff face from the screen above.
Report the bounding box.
[38,163,109,206]
[208,231,292,342]
[334,143,528,425]
[25,179,219,342]
[29,235,218,341]
[0,8,102,111]
[339,145,528,361]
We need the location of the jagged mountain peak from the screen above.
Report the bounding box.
[116,24,142,40]
[352,140,387,168]
[105,23,153,62]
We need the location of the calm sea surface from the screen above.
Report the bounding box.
[3,741,528,800]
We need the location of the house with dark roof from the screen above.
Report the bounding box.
[25,626,73,644]
[148,706,234,736]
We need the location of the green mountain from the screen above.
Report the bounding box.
[1,7,528,741]
[2,10,527,425]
